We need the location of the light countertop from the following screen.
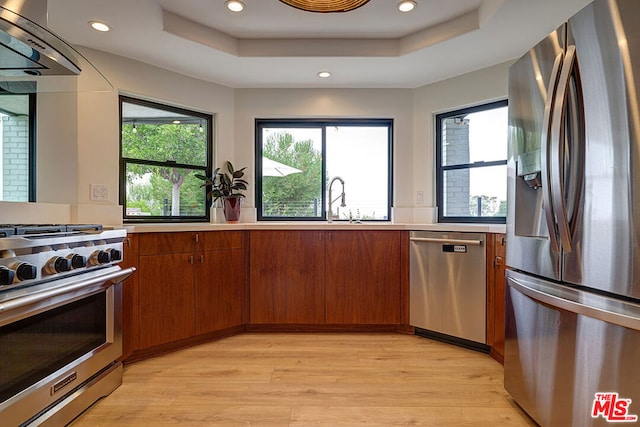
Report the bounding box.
[122,222,506,234]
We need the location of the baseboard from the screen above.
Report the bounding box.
[414,327,490,354]
[246,324,407,333]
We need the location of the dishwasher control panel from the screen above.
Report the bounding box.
[443,244,467,253]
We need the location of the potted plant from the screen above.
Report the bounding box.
[196,161,248,223]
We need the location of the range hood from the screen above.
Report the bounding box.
[0,0,112,93]
[0,0,80,76]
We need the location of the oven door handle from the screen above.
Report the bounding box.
[0,267,135,314]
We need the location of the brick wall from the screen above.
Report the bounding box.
[2,115,29,201]
[442,117,470,216]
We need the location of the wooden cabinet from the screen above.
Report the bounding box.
[136,231,246,351]
[138,250,196,348]
[249,230,325,324]
[486,233,506,363]
[121,233,139,361]
[249,229,404,326]
[128,227,407,358]
[195,233,247,334]
[325,231,402,324]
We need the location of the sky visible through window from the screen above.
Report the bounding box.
[467,106,508,201]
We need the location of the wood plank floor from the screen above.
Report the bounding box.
[71,333,536,426]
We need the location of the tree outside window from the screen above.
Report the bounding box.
[256,119,392,222]
[120,96,212,222]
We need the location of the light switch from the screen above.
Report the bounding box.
[90,184,110,201]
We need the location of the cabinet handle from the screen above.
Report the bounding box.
[194,233,199,243]
[493,256,504,268]
[189,255,194,265]
[125,238,131,247]
[501,236,506,246]
[200,254,204,264]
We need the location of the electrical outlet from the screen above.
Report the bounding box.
[90,184,110,201]
[416,191,424,205]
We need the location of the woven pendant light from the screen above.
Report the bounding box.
[278,0,370,13]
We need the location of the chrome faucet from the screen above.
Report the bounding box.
[328,176,346,223]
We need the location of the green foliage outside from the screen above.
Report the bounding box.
[470,195,507,217]
[122,123,206,216]
[262,132,322,217]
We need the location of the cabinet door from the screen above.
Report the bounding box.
[486,233,506,362]
[121,233,139,360]
[138,252,196,349]
[494,234,506,359]
[326,231,401,324]
[195,248,246,334]
[249,230,325,324]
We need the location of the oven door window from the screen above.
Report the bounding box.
[0,292,107,403]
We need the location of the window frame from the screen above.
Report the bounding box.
[119,95,213,223]
[0,92,36,202]
[255,118,393,222]
[435,99,508,224]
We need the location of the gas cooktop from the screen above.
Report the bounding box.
[0,224,127,295]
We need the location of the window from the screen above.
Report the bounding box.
[0,93,35,202]
[120,96,212,222]
[256,119,393,222]
[436,100,508,223]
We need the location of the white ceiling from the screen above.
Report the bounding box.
[46,0,590,89]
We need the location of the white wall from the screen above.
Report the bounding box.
[0,50,512,225]
[36,91,78,204]
[412,61,512,222]
[74,48,235,224]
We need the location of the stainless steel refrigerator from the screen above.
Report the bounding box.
[506,0,640,425]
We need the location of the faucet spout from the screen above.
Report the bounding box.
[328,176,346,223]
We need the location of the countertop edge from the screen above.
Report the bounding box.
[120,222,506,234]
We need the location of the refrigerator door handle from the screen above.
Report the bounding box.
[540,53,564,253]
[550,45,578,253]
[508,274,640,332]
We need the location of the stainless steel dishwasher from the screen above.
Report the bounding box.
[409,230,487,350]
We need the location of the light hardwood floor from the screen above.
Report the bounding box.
[72,333,536,426]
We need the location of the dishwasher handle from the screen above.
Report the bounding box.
[409,237,483,246]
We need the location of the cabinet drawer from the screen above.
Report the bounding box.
[138,232,199,255]
[200,231,245,251]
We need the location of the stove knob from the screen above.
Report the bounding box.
[15,262,37,281]
[106,248,122,261]
[90,250,111,265]
[67,254,87,269]
[45,256,72,274]
[0,266,15,286]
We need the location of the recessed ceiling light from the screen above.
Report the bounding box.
[225,0,245,12]
[89,21,110,32]
[318,71,331,78]
[397,1,416,12]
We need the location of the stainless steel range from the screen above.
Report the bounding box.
[0,224,135,426]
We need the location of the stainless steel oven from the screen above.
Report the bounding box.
[0,225,135,426]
